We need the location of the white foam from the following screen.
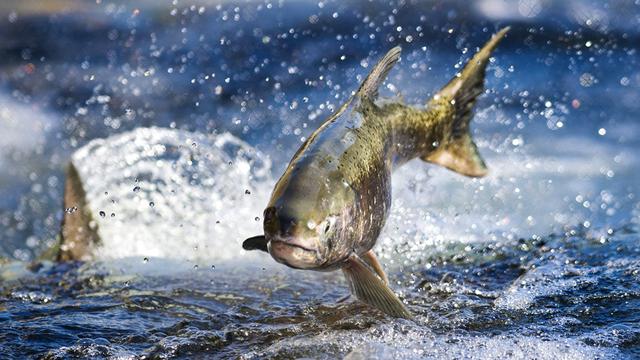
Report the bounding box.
[377,128,638,263]
[248,322,617,359]
[494,252,583,310]
[72,127,272,261]
[69,121,639,265]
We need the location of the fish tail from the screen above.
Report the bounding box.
[422,27,510,177]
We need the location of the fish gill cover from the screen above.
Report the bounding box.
[0,0,639,358]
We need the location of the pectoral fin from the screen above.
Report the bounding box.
[242,235,268,252]
[361,250,389,285]
[342,254,412,319]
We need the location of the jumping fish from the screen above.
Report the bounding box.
[243,28,510,318]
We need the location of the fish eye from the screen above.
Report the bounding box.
[263,207,276,222]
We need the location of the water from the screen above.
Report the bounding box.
[1,0,639,358]
[3,228,639,358]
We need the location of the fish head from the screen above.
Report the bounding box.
[263,178,356,270]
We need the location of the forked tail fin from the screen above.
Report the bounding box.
[423,27,510,177]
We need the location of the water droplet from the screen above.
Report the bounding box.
[133,186,141,192]
[579,73,595,87]
[255,216,260,221]
[571,99,581,108]
[620,77,630,86]
[211,265,216,270]
[111,213,115,217]
[143,257,149,263]
[193,264,199,270]
[149,201,155,208]
[99,211,106,218]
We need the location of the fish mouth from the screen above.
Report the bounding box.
[269,239,316,253]
[267,237,322,269]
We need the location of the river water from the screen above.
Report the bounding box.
[1,0,639,358]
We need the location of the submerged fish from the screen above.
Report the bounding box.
[243,27,510,318]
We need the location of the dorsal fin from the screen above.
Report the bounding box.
[312,46,402,127]
[297,46,403,151]
[356,46,402,100]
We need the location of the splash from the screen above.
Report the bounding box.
[71,127,271,261]
[67,118,639,266]
[378,119,639,265]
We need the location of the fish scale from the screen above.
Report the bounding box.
[243,27,511,318]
